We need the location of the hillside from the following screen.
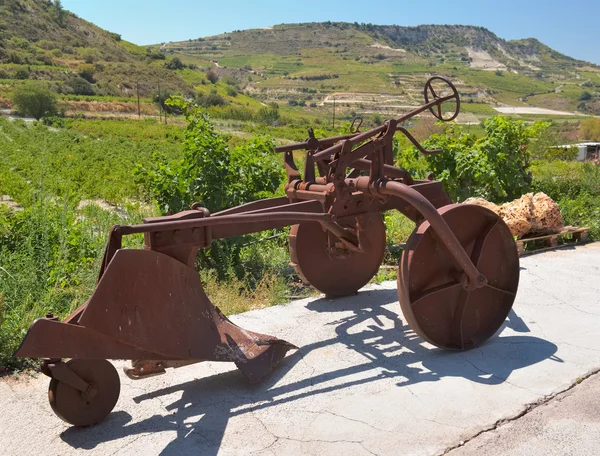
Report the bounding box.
[1,3,599,119]
[0,0,197,112]
[159,22,600,116]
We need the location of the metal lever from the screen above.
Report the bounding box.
[306,127,320,150]
[396,126,442,156]
[350,117,363,133]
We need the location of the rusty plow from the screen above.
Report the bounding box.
[16,77,520,427]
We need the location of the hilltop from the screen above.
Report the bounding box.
[1,2,599,119]
[159,22,600,116]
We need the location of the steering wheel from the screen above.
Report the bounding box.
[423,76,460,121]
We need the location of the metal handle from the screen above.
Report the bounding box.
[396,127,442,156]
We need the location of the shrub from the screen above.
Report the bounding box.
[77,47,101,64]
[256,103,280,125]
[152,90,181,114]
[196,89,226,107]
[134,98,283,278]
[226,85,238,97]
[532,161,600,239]
[164,57,184,70]
[67,76,95,96]
[10,82,58,119]
[14,68,29,80]
[146,49,166,60]
[580,118,600,141]
[210,105,254,121]
[221,75,236,86]
[205,70,218,84]
[78,64,95,83]
[422,116,546,202]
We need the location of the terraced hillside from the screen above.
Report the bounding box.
[1,2,599,121]
[159,22,600,117]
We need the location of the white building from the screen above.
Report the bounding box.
[554,142,600,161]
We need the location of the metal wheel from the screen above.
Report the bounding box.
[48,359,120,427]
[289,212,386,297]
[398,204,519,350]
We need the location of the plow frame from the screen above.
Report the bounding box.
[14,76,520,427]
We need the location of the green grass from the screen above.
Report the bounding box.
[459,103,498,114]
[59,94,153,103]
[0,118,183,204]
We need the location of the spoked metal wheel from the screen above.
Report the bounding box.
[398,204,519,350]
[289,212,386,297]
[48,359,120,427]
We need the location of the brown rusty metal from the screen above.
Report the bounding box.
[48,359,120,427]
[399,204,519,349]
[424,76,460,121]
[289,213,386,296]
[16,76,521,428]
[123,360,200,380]
[351,177,487,290]
[78,249,297,381]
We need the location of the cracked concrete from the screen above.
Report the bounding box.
[446,370,600,455]
[1,243,600,455]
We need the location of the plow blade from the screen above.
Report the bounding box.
[17,249,296,383]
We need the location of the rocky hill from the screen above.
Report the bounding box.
[0,0,193,104]
[1,3,599,117]
[160,22,600,115]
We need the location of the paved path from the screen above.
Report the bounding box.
[449,371,600,456]
[492,106,577,116]
[2,243,600,455]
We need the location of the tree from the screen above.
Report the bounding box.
[579,91,592,101]
[421,116,545,202]
[134,97,282,279]
[205,70,218,84]
[164,57,184,70]
[10,82,58,120]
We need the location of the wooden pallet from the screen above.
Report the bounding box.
[516,227,589,256]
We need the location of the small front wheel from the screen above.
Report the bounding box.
[48,359,120,427]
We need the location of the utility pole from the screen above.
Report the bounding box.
[332,96,336,129]
[158,79,162,123]
[136,80,141,119]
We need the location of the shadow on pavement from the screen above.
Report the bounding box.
[61,288,560,454]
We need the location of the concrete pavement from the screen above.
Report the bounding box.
[1,243,600,455]
[449,371,600,456]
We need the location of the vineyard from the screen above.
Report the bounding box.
[1,109,600,372]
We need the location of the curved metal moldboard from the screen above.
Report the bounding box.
[78,249,296,381]
[15,318,167,360]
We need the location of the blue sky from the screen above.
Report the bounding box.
[62,0,600,64]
